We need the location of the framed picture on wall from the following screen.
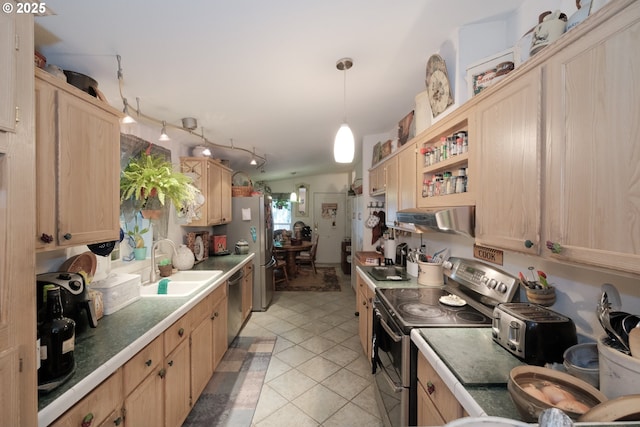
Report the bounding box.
[466,48,515,98]
[398,110,414,146]
[372,141,382,166]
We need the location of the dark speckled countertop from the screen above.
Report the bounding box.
[38,254,253,427]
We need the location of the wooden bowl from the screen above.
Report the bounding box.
[525,286,556,306]
[58,251,97,280]
[508,365,607,422]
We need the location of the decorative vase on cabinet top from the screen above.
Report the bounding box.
[173,244,195,270]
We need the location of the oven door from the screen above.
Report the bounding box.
[373,303,413,427]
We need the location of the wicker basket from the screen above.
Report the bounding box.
[232,186,252,197]
[526,286,556,306]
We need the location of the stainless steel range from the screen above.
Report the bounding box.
[372,257,519,427]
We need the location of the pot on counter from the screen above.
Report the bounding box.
[235,240,249,255]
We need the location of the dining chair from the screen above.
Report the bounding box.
[296,235,319,274]
[273,252,289,284]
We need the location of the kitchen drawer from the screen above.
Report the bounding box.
[50,369,123,427]
[417,351,465,423]
[164,312,191,356]
[123,336,163,396]
[210,281,227,303]
[190,293,213,329]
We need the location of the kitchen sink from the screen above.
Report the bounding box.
[140,270,223,297]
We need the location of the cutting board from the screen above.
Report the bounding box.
[420,328,525,386]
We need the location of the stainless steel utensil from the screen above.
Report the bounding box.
[597,289,630,353]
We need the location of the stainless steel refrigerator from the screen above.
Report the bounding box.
[227,195,275,311]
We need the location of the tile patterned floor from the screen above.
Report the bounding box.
[239,264,383,427]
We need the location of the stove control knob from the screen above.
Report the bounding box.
[497,283,508,293]
[481,276,489,285]
[488,279,498,289]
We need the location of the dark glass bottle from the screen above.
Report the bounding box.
[38,286,75,385]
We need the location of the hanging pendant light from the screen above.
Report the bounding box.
[334,58,354,163]
[159,121,170,141]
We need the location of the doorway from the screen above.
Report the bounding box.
[313,192,347,264]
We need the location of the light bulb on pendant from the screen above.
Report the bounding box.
[121,98,136,124]
[333,58,355,164]
[159,121,170,141]
[250,147,258,165]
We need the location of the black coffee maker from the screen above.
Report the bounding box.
[37,272,98,332]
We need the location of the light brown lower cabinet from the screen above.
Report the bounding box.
[48,281,232,427]
[242,263,254,321]
[164,339,191,427]
[416,351,467,426]
[356,272,373,363]
[212,290,229,370]
[49,370,123,427]
[191,292,215,400]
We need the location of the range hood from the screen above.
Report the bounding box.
[395,206,475,238]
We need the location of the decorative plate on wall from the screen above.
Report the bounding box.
[425,54,454,118]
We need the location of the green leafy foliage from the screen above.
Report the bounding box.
[120,152,196,210]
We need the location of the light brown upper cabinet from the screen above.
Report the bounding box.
[474,68,542,255]
[35,68,121,251]
[180,157,233,226]
[543,0,640,274]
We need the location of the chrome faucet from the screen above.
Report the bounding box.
[149,239,178,283]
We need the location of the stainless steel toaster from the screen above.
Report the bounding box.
[492,303,577,365]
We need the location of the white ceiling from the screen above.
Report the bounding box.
[34,0,524,183]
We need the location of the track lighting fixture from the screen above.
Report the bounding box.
[115,55,268,168]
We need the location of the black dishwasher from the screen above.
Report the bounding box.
[227,269,244,345]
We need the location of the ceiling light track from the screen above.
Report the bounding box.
[116,54,267,169]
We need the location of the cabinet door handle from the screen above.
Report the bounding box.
[113,416,123,426]
[81,413,94,427]
[145,359,152,367]
[524,239,534,248]
[158,368,166,378]
[40,233,54,243]
[178,327,185,337]
[168,360,174,367]
[427,381,435,395]
[546,240,563,254]
[63,233,72,240]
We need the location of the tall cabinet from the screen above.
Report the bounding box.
[0,5,37,425]
[35,68,121,250]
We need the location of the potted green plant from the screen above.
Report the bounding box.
[274,199,289,210]
[126,223,149,260]
[120,152,197,218]
[158,258,173,277]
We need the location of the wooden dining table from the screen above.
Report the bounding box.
[273,241,313,277]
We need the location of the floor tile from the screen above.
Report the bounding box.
[278,327,315,344]
[263,356,291,382]
[292,383,348,423]
[323,402,384,427]
[251,384,288,423]
[320,343,360,367]
[296,356,342,382]
[322,368,371,400]
[274,345,316,367]
[298,335,336,354]
[254,403,320,427]
[267,368,316,401]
